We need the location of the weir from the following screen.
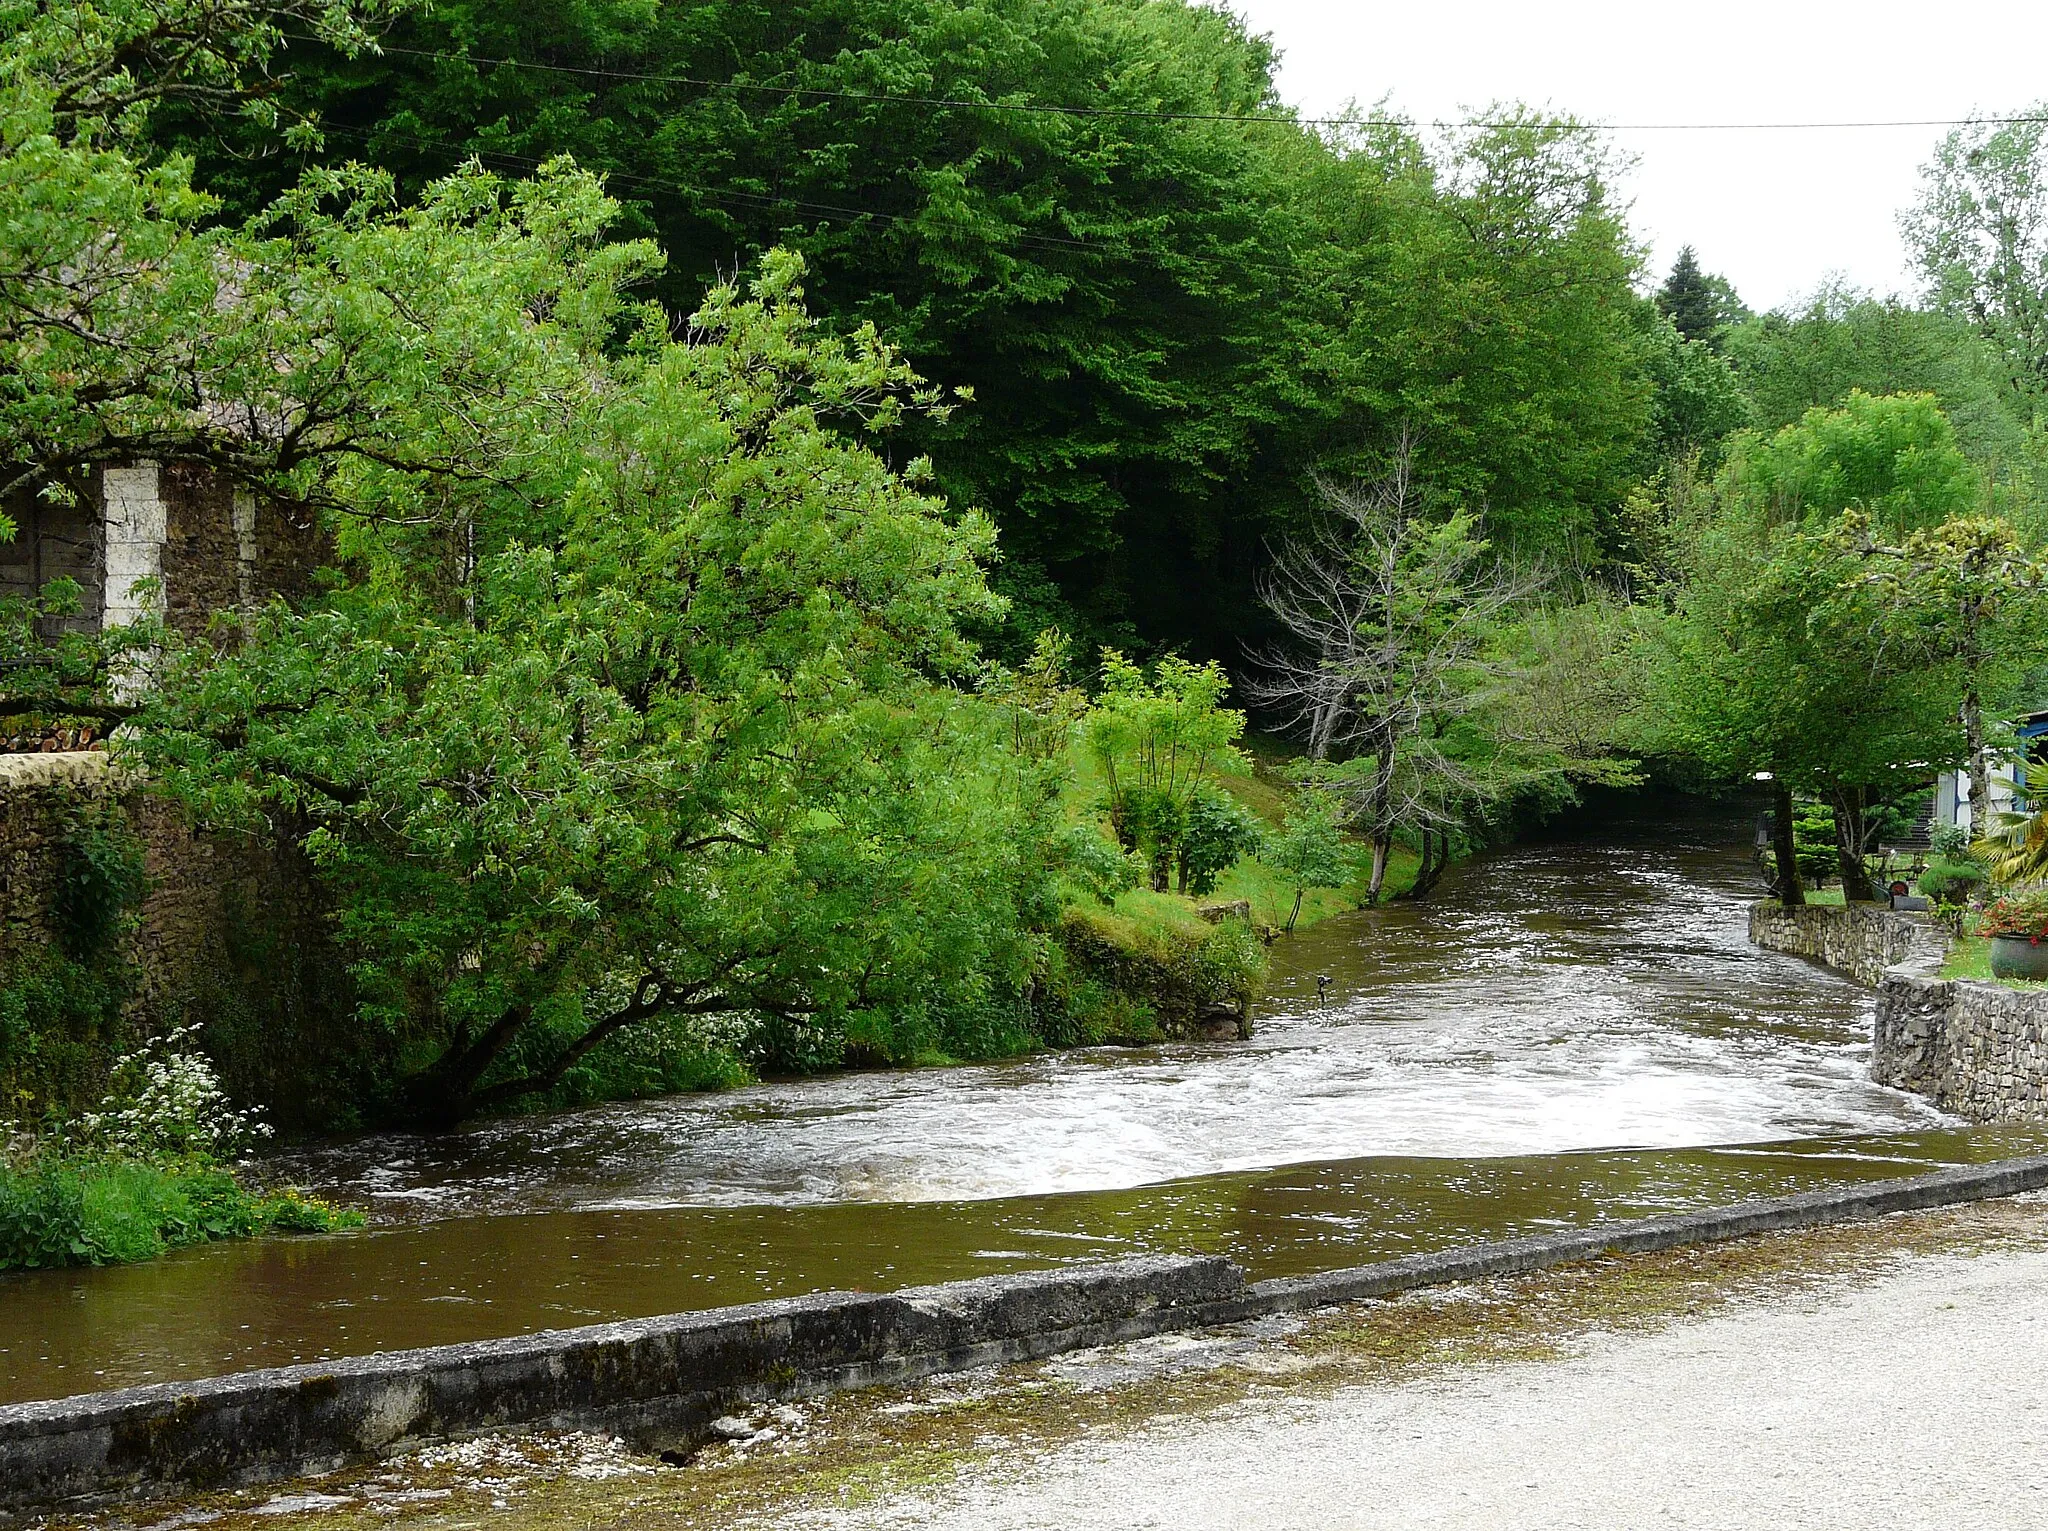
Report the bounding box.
[8,1155,2048,1514]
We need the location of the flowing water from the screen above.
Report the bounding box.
[4,799,2038,1405]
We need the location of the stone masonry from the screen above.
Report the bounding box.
[1750,899,2048,1124]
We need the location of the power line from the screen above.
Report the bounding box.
[301,36,2048,135]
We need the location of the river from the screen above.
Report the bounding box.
[2,799,2037,1405]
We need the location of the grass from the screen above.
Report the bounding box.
[0,1155,362,1271]
[1939,934,2048,990]
[1064,731,1420,940]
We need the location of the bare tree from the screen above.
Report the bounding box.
[1247,437,1536,902]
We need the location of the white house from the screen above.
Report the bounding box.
[1932,708,2048,834]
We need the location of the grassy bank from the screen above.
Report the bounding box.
[0,1155,359,1271]
[1939,935,2048,991]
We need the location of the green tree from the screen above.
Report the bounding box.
[1266,793,1351,934]
[160,13,1660,647]
[1642,506,1962,904]
[1717,390,1978,536]
[1904,109,2048,398]
[1083,651,1248,893]
[1176,788,1264,899]
[1835,512,2048,829]
[1250,447,1534,902]
[1723,286,2030,470]
[1656,245,1746,346]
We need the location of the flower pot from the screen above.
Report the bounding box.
[1989,934,2048,981]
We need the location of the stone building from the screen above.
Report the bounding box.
[0,467,355,1128]
[1,462,324,649]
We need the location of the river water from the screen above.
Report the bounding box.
[3,800,2038,1405]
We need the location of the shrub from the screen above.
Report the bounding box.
[1918,858,1986,904]
[1930,823,1972,860]
[1976,889,2048,941]
[0,1156,361,1271]
[0,1030,362,1270]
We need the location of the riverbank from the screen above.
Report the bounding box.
[54,1192,2048,1531]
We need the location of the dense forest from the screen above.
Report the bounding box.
[10,0,2048,1203]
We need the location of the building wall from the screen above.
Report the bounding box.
[0,753,363,1131]
[2,463,325,645]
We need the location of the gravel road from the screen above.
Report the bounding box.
[827,1245,2048,1531]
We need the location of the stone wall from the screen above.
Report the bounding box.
[0,754,359,1129]
[1749,898,2048,1124]
[1874,971,2048,1123]
[1745,900,1949,987]
[1,463,325,643]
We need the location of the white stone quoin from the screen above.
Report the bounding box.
[232,487,259,608]
[101,463,166,627]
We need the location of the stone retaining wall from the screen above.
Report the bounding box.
[8,1155,2048,1515]
[1749,899,2048,1124]
[1876,972,2048,1123]
[1746,900,1948,987]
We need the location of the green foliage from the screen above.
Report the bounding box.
[0,949,133,1124]
[1641,313,1752,465]
[52,806,146,961]
[1905,109,2048,398]
[1718,391,1978,536]
[1918,858,1986,903]
[1264,793,1353,934]
[1931,822,1973,859]
[1085,651,1249,893]
[1723,286,2031,471]
[1656,245,1748,347]
[1176,788,1265,899]
[147,2,1660,651]
[0,1157,360,1271]
[0,1029,359,1271]
[1045,905,1265,1042]
[1790,801,1840,888]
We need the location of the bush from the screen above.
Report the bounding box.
[1918,858,1986,904]
[1930,823,1972,860]
[0,1156,360,1271]
[0,1030,362,1270]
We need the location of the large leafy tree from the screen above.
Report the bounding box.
[1645,394,1988,902]
[1723,285,2031,473]
[2,0,1083,1123]
[1904,109,2048,399]
[156,5,1659,649]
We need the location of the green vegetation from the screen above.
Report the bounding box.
[16,0,2048,1147]
[1,1030,359,1271]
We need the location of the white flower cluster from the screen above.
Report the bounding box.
[78,1025,273,1164]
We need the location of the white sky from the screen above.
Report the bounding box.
[1228,0,2048,314]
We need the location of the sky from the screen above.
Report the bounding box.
[1228,0,2048,314]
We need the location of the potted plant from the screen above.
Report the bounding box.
[1976,889,2048,979]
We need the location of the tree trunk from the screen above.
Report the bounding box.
[1366,835,1391,905]
[1285,886,1305,935]
[399,1002,534,1127]
[1964,683,1991,836]
[1771,781,1805,907]
[1397,826,1448,901]
[1830,785,1878,902]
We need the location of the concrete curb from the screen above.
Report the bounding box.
[8,1154,2048,1514]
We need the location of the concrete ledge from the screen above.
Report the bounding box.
[8,1158,2048,1514]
